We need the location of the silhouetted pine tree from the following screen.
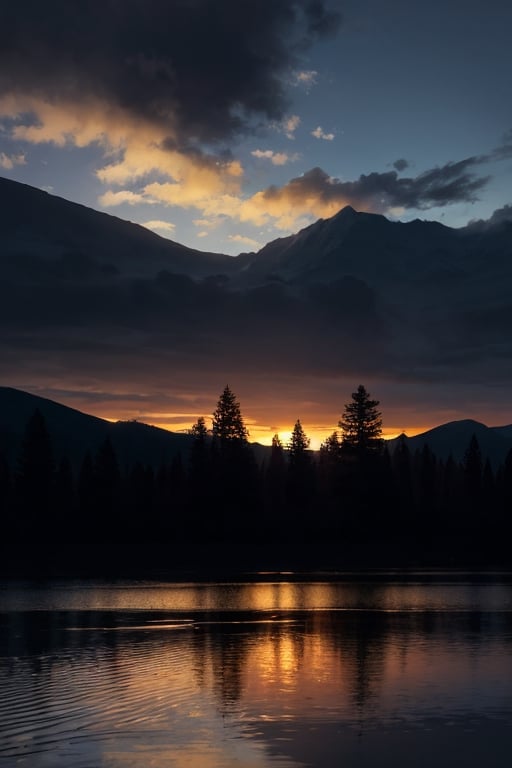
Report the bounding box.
[187,416,213,538]
[338,385,384,537]
[318,431,345,534]
[210,386,258,544]
[263,433,287,533]
[339,385,384,457]
[286,419,316,539]
[390,434,415,533]
[212,385,249,444]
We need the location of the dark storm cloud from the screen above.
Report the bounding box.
[0,0,341,146]
[265,156,490,211]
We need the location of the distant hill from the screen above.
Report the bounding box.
[387,419,512,469]
[0,386,191,470]
[0,386,270,471]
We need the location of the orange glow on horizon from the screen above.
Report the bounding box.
[95,413,434,449]
[37,384,465,452]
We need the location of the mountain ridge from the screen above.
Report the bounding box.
[2,174,511,291]
[1,386,511,470]
[0,386,272,470]
[387,418,512,469]
[1,175,511,442]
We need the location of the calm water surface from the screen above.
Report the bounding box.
[1,572,512,767]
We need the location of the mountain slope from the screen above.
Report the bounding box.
[0,387,271,470]
[0,386,191,469]
[0,175,235,280]
[387,419,512,468]
[234,202,512,302]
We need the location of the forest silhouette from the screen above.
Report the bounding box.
[1,384,511,577]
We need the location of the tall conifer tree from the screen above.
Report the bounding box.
[339,385,383,455]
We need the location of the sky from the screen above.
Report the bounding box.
[1,0,512,447]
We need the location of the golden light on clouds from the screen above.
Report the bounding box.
[141,219,176,234]
[0,93,356,234]
[99,189,154,206]
[0,95,139,149]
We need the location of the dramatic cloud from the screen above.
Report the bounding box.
[2,1,506,249]
[0,1,340,147]
[256,158,491,222]
[0,1,341,230]
[101,151,494,234]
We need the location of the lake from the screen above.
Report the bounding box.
[1,571,512,767]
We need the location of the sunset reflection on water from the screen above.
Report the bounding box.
[1,576,512,767]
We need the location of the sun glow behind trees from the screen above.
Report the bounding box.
[80,381,430,451]
[102,406,429,450]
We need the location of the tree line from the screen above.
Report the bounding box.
[1,384,511,575]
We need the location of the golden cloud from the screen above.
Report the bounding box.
[0,94,349,233]
[141,220,176,234]
[99,190,155,206]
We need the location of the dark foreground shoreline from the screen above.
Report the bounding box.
[2,532,511,582]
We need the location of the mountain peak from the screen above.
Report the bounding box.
[333,204,358,219]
